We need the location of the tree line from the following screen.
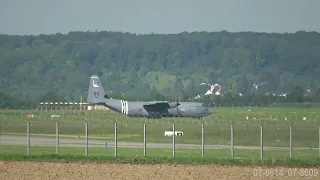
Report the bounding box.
[1,85,319,109]
[0,30,320,109]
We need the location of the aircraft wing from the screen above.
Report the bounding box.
[143,101,179,109]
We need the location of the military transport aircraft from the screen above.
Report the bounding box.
[86,75,213,119]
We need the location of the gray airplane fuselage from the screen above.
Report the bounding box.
[103,99,212,118]
[86,74,213,119]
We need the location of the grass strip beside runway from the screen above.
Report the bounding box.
[0,145,320,167]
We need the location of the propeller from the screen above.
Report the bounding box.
[168,99,180,108]
[175,99,180,106]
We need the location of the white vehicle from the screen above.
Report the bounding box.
[164,131,183,137]
[51,115,60,118]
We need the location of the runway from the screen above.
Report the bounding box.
[0,135,316,151]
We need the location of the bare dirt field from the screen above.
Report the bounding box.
[0,161,319,180]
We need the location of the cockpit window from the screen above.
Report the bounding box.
[201,103,206,107]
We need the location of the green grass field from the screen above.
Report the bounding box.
[1,145,320,167]
[1,106,320,165]
[0,107,319,148]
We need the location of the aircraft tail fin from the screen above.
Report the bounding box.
[87,75,109,105]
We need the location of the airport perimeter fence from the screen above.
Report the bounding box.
[0,108,320,160]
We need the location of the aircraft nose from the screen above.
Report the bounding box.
[202,107,212,115]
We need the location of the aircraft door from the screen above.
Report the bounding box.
[196,104,206,117]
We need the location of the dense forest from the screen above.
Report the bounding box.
[1,30,320,109]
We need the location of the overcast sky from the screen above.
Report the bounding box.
[1,0,319,35]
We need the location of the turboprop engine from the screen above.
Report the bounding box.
[167,100,180,108]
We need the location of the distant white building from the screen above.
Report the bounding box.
[205,84,221,96]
